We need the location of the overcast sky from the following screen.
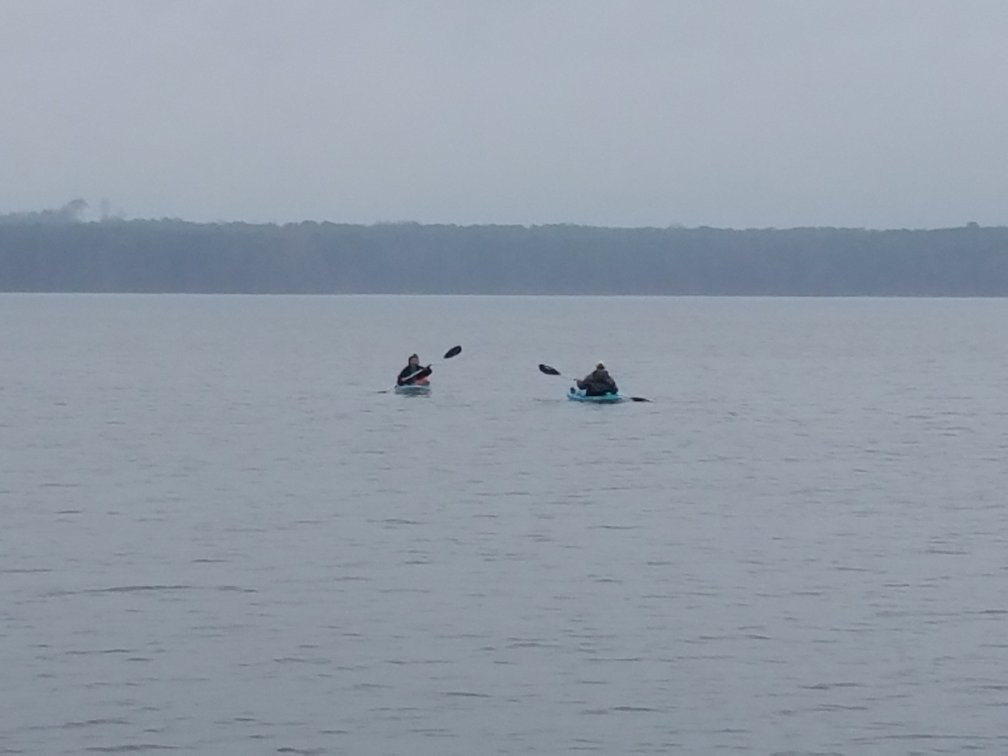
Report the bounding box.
[4,0,1007,228]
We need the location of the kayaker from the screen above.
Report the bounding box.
[577,362,618,396]
[397,353,432,386]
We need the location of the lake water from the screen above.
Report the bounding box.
[3,294,1008,755]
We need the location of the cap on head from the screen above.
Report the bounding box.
[409,353,419,361]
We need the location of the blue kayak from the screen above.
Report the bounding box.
[567,386,627,403]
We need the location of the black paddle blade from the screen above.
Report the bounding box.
[629,396,651,402]
[538,363,561,376]
[443,345,462,360]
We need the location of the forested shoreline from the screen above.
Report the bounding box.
[2,210,1007,295]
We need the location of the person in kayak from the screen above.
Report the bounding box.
[577,362,618,396]
[397,353,432,386]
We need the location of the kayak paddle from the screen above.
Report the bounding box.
[538,362,651,402]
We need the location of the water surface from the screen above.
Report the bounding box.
[3,294,1008,754]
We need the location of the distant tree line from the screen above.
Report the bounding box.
[1,205,1007,295]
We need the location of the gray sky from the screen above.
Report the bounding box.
[4,0,1007,228]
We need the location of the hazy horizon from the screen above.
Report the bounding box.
[5,1,1008,229]
[3,198,1001,232]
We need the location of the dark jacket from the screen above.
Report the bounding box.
[397,363,432,385]
[577,368,618,396]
